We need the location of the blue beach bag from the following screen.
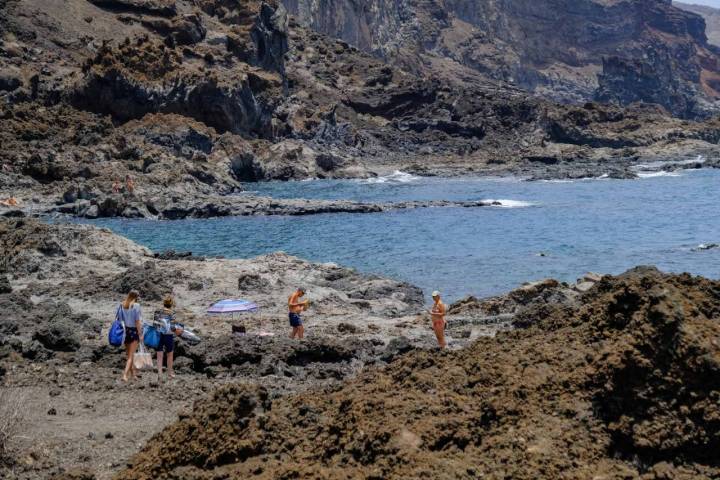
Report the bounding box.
[108,306,126,347]
[143,324,161,350]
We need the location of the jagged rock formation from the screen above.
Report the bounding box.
[285,0,720,119]
[117,266,720,479]
[1,0,720,220]
[676,2,720,47]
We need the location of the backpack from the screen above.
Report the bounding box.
[108,305,126,347]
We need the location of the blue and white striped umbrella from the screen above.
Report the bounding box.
[207,299,259,314]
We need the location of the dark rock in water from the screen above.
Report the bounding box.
[693,243,719,251]
[348,279,424,307]
[153,250,202,261]
[112,261,175,300]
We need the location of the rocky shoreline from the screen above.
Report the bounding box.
[3,1,720,221]
[1,219,717,479]
[0,218,608,480]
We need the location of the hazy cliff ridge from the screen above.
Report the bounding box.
[285,0,720,119]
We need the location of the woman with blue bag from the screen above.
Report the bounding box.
[118,290,143,382]
[153,295,177,378]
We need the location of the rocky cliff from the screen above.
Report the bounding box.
[2,0,720,221]
[285,0,720,119]
[676,2,720,47]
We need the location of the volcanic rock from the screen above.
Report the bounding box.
[118,267,720,479]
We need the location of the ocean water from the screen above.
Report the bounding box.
[77,168,720,302]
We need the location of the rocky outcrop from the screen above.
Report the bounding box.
[285,0,720,118]
[676,2,720,47]
[117,267,720,479]
[73,37,283,137]
[2,0,720,223]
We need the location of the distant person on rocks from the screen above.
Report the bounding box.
[112,178,121,194]
[288,287,308,339]
[430,290,447,349]
[120,290,143,382]
[154,295,177,379]
[125,174,135,194]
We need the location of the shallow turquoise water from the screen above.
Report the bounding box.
[76,169,720,302]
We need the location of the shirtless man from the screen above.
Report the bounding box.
[430,290,447,349]
[288,287,308,339]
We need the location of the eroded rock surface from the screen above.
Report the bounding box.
[2,0,720,221]
[118,267,720,479]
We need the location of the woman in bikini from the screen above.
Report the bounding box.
[430,290,447,349]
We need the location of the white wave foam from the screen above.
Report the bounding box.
[482,199,536,208]
[540,174,610,183]
[363,170,420,184]
[636,171,682,179]
[633,156,706,171]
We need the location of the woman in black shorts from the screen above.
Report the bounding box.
[120,290,142,382]
[154,295,177,378]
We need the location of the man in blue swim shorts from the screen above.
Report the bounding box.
[288,287,308,339]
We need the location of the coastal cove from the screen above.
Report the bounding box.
[70,169,720,302]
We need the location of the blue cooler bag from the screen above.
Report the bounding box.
[143,324,161,350]
[108,306,125,347]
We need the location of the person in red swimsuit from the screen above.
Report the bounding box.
[429,290,447,349]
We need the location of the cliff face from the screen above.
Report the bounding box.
[675,2,720,46]
[2,0,720,219]
[284,0,720,118]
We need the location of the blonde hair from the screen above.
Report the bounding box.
[163,295,174,309]
[122,290,139,309]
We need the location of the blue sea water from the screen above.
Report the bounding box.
[76,169,720,302]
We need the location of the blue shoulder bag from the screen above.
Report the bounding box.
[108,306,126,347]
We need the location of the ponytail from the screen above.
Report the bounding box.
[122,290,139,309]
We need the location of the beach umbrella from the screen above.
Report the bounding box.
[207,299,260,334]
[207,299,259,314]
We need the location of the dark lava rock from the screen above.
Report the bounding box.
[0,69,22,92]
[237,273,269,291]
[33,303,83,352]
[1,210,25,218]
[0,275,11,294]
[153,250,202,261]
[336,322,358,334]
[112,261,175,300]
[118,268,720,479]
[49,467,97,480]
[380,336,415,362]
